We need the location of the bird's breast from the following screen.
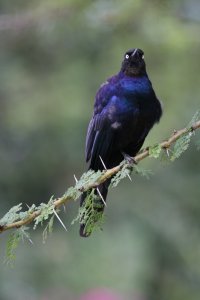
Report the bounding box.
[119,76,151,96]
[107,95,139,122]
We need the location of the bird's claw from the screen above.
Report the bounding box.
[121,152,137,165]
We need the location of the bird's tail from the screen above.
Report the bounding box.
[79,179,110,237]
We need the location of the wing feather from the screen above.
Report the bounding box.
[85,81,113,163]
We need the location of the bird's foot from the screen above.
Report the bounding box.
[121,152,137,165]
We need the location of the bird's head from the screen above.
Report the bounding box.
[121,48,146,76]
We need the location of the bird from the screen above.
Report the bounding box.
[79,48,162,237]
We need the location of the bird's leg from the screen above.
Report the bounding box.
[121,152,137,182]
[121,152,137,165]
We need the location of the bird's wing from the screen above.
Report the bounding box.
[85,117,96,162]
[85,81,118,169]
[85,82,142,170]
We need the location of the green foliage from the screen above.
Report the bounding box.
[4,226,31,266]
[149,144,162,159]
[19,204,36,221]
[64,186,82,201]
[170,132,192,161]
[72,162,154,236]
[111,162,153,188]
[42,215,54,243]
[111,162,132,187]
[19,226,33,244]
[72,189,104,236]
[5,232,21,266]
[0,196,57,261]
[187,110,200,128]
[77,170,103,189]
[170,112,200,161]
[0,204,36,227]
[0,204,23,226]
[33,198,54,230]
[132,165,153,179]
[0,170,106,260]
[64,170,103,201]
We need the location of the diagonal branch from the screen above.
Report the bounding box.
[0,120,200,234]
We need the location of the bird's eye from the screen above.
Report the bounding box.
[142,55,144,59]
[125,54,129,59]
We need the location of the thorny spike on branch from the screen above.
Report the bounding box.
[0,120,200,235]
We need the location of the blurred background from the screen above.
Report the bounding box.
[0,0,200,299]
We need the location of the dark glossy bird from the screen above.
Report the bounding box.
[80,48,162,237]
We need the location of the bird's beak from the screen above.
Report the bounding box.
[131,48,138,57]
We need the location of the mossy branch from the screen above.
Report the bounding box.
[0,119,200,236]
